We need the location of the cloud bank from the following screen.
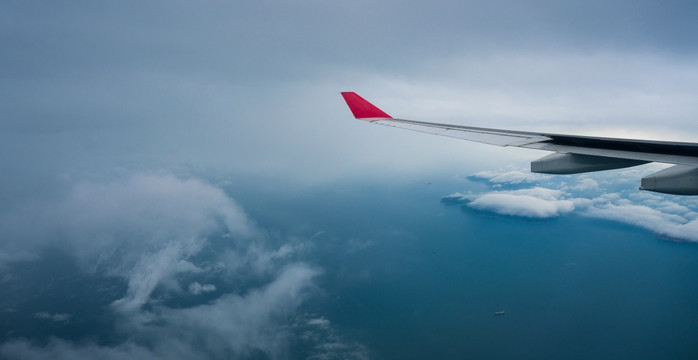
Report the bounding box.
[446,167,698,242]
[0,174,339,359]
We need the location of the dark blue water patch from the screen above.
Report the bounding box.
[0,247,126,345]
[325,212,698,358]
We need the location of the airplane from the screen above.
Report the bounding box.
[341,92,698,195]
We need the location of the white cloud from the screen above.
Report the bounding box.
[661,220,698,241]
[470,169,550,185]
[582,203,685,228]
[308,317,331,328]
[1,266,322,360]
[1,174,252,255]
[571,178,599,191]
[188,282,216,295]
[1,174,256,313]
[0,174,335,359]
[449,187,575,218]
[579,202,698,242]
[151,265,319,358]
[451,166,698,241]
[111,239,206,313]
[295,314,371,360]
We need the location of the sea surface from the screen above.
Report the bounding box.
[231,176,698,359]
[2,175,698,359]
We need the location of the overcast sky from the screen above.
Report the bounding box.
[2,0,698,197]
[3,2,698,359]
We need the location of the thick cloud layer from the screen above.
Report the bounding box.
[2,174,254,310]
[0,174,327,359]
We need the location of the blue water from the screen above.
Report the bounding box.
[231,176,698,359]
[3,175,698,359]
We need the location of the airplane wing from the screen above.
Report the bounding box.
[340,91,698,195]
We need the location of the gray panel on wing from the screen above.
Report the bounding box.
[524,143,698,166]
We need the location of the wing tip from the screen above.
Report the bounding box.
[340,92,392,120]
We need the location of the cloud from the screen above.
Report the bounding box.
[447,187,575,218]
[571,178,598,191]
[581,203,685,227]
[0,339,160,360]
[152,265,319,358]
[293,315,371,360]
[34,312,71,323]
[111,239,207,313]
[450,167,698,241]
[578,202,698,242]
[0,174,335,359]
[4,13,698,186]
[188,282,216,295]
[2,174,252,251]
[307,317,331,328]
[2,174,256,312]
[0,251,39,268]
[469,169,550,185]
[576,192,698,242]
[3,1,698,357]
[1,265,319,360]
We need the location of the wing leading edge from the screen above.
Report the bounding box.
[340,91,698,195]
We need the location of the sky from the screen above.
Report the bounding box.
[2,1,698,359]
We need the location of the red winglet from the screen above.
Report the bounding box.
[341,92,392,120]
